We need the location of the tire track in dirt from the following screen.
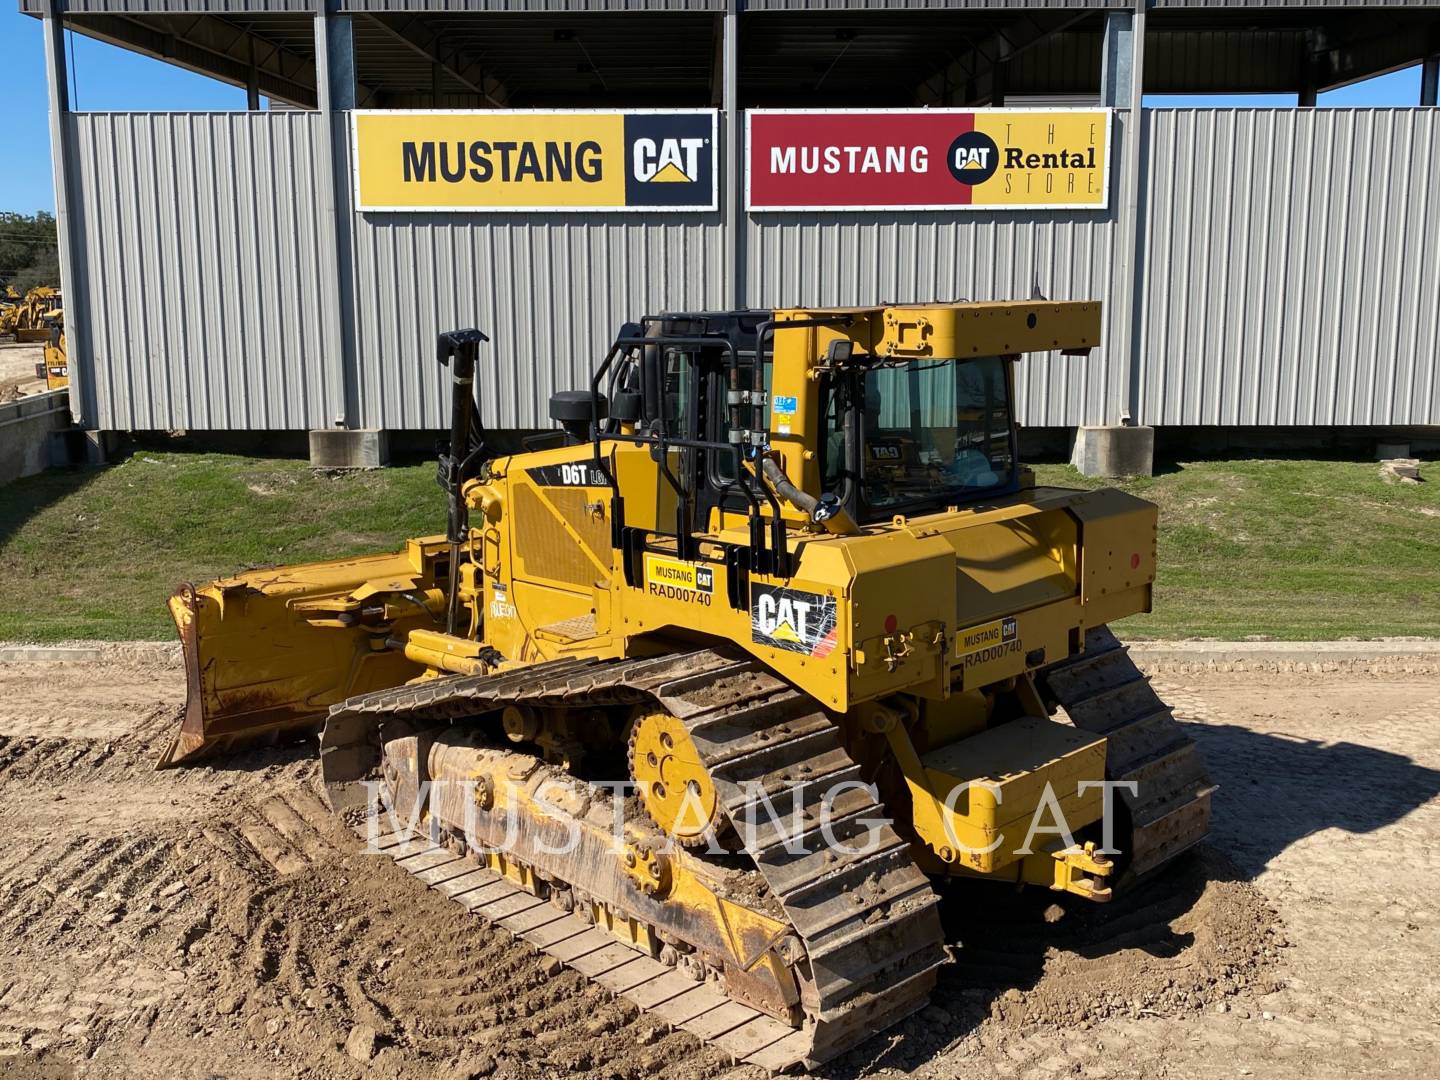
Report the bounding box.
[12,658,1436,1080]
[5,656,1251,1079]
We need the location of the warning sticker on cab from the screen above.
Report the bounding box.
[645,555,715,606]
[771,395,798,436]
[957,616,1018,657]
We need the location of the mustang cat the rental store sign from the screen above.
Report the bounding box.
[353,109,717,212]
[746,108,1111,211]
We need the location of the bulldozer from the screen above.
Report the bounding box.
[1,285,60,343]
[36,307,68,391]
[162,301,1212,1070]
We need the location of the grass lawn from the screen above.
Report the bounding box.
[0,452,443,641]
[1,450,1436,642]
[1031,457,1440,640]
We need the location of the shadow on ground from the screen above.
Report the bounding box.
[817,717,1440,1077]
[1186,719,1440,880]
[0,445,121,550]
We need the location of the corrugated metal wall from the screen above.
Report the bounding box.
[43,0,315,12]
[1150,0,1435,7]
[745,111,1131,428]
[347,213,729,429]
[743,1,1116,9]
[60,107,1440,432]
[23,0,1437,13]
[343,129,728,430]
[340,0,721,11]
[1138,108,1440,427]
[66,112,341,430]
[27,0,718,8]
[22,0,1431,9]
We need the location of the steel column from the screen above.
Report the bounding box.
[1422,54,1438,107]
[1298,30,1319,107]
[314,2,358,429]
[1120,2,1147,425]
[1100,11,1134,108]
[246,35,260,110]
[40,3,93,427]
[723,0,741,310]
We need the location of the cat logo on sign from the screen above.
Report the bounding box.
[632,137,706,184]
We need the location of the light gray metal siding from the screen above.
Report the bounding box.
[44,0,315,12]
[349,216,728,429]
[344,129,727,430]
[27,0,1105,9]
[1151,0,1435,7]
[340,0,721,10]
[1137,108,1440,427]
[742,1,1119,9]
[745,111,1132,429]
[26,0,1430,10]
[66,112,340,430]
[23,0,716,8]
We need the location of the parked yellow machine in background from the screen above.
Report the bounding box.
[1,285,60,343]
[163,302,1213,1069]
[39,310,68,390]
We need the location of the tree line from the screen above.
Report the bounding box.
[0,212,60,294]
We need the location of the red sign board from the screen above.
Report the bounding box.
[745,108,1111,212]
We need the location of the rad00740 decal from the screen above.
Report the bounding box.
[751,584,838,658]
[956,615,1020,666]
[644,555,715,606]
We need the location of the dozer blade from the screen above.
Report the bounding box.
[160,547,444,768]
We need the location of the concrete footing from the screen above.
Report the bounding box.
[83,429,123,465]
[1071,424,1155,478]
[309,428,389,469]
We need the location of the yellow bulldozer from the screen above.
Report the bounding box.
[1,285,61,343]
[163,301,1212,1069]
[37,307,68,391]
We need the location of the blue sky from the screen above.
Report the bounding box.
[0,4,1429,213]
[1,7,257,213]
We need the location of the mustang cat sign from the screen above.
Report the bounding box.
[353,109,717,212]
[746,108,1111,211]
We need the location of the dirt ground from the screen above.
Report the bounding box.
[0,658,1436,1080]
[0,343,46,401]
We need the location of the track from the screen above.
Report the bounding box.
[1036,626,1216,882]
[319,649,947,1071]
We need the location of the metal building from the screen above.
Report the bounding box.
[26,0,1440,450]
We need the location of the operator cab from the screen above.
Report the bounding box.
[556,302,1096,585]
[580,308,1020,531]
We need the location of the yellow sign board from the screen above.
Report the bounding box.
[352,109,717,212]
